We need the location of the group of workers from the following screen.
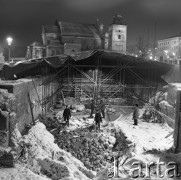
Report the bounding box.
[62,99,106,131]
[63,99,139,129]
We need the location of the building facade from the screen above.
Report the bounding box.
[157,36,181,64]
[42,24,64,57]
[59,20,104,54]
[108,14,127,54]
[26,13,127,59]
[26,42,44,59]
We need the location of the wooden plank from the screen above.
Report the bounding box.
[27,92,35,125]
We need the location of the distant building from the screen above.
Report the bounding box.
[157,36,181,64]
[26,41,44,59]
[26,13,127,59]
[59,20,104,54]
[107,14,127,54]
[42,24,64,56]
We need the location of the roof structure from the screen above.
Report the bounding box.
[0,50,176,84]
[158,36,181,41]
[59,22,101,38]
[43,25,60,33]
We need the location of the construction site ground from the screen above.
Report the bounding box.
[0,99,180,180]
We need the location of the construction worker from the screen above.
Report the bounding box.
[63,105,71,126]
[94,109,102,132]
[100,100,106,118]
[89,99,95,118]
[133,104,139,125]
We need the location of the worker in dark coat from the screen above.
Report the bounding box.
[100,100,106,118]
[90,99,95,118]
[94,109,102,132]
[133,104,139,125]
[63,105,71,126]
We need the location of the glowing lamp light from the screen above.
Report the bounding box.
[6,36,13,62]
[149,56,153,60]
[7,37,13,46]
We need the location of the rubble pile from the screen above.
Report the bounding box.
[57,128,115,172]
[38,114,60,131]
[56,125,131,175]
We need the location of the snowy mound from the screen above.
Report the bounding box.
[0,122,95,180]
[22,122,95,180]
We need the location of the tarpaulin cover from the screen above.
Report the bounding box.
[0,55,70,79]
[0,50,176,83]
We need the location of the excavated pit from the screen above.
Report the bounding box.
[0,93,177,179]
[38,98,133,178]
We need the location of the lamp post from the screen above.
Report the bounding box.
[6,37,13,62]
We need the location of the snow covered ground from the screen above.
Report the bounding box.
[115,115,173,152]
[0,105,175,180]
[113,109,173,159]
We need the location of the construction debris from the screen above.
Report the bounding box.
[57,128,115,171]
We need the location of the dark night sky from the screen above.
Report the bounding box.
[0,0,181,56]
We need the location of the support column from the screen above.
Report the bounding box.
[174,90,181,152]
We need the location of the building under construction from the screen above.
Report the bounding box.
[1,50,176,102]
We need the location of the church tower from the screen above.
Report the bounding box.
[108,13,127,54]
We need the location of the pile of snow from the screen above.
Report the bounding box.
[62,117,95,131]
[149,91,167,104]
[0,122,95,180]
[159,100,172,108]
[0,164,49,180]
[73,105,85,112]
[23,122,95,180]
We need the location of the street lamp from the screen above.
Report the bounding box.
[6,37,13,62]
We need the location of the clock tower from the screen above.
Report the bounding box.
[108,13,127,54]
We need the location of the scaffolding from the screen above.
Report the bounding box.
[0,50,174,111]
